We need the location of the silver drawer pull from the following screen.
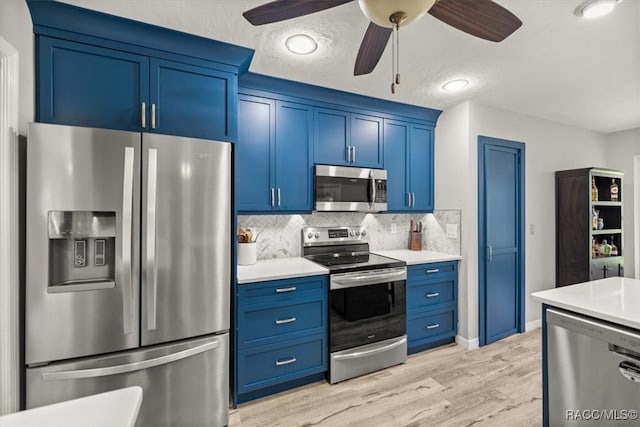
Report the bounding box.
[425,324,440,330]
[275,317,297,325]
[425,292,440,298]
[275,357,297,366]
[275,287,297,293]
[426,269,440,273]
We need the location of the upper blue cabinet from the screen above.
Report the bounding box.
[27,0,253,142]
[314,109,383,168]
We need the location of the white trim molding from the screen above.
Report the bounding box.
[455,335,479,350]
[525,319,542,332]
[0,36,20,416]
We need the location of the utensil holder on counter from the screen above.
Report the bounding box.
[238,242,257,265]
[408,232,422,251]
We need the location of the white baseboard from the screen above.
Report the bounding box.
[525,319,542,331]
[455,335,479,350]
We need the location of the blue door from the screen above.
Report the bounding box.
[350,114,383,168]
[314,108,349,166]
[409,125,434,211]
[478,136,525,346]
[383,120,410,210]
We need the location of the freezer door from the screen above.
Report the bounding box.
[26,123,140,364]
[141,133,231,346]
[26,334,229,427]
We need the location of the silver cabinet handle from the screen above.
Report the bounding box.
[42,340,218,381]
[275,286,296,293]
[141,102,146,128]
[426,269,439,273]
[121,147,135,335]
[277,188,281,207]
[275,317,296,325]
[146,148,158,330]
[407,192,411,208]
[352,145,356,163]
[151,103,156,129]
[488,245,493,262]
[346,146,352,163]
[426,324,440,330]
[425,292,440,298]
[412,192,416,208]
[270,188,275,207]
[275,357,297,366]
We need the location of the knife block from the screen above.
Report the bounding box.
[408,232,422,251]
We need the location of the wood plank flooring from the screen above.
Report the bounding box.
[230,329,542,427]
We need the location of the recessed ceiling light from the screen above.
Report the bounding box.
[285,34,317,55]
[574,0,621,19]
[442,79,469,92]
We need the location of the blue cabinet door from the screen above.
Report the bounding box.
[275,101,313,211]
[409,124,434,211]
[350,114,383,168]
[37,37,148,131]
[383,120,410,210]
[237,95,275,211]
[150,59,236,141]
[314,108,349,166]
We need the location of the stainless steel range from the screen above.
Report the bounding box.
[302,226,407,383]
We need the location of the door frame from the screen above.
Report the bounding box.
[477,135,526,346]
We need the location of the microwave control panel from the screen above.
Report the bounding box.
[374,180,387,203]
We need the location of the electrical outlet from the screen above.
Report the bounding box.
[530,224,535,235]
[446,224,458,239]
[391,223,397,234]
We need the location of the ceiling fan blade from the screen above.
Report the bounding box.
[428,0,522,42]
[243,0,353,26]
[354,22,393,76]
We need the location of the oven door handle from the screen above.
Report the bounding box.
[332,336,407,361]
[331,269,407,289]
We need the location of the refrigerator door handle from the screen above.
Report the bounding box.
[146,148,158,330]
[41,340,219,381]
[121,147,135,335]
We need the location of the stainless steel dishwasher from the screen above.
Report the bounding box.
[547,308,640,425]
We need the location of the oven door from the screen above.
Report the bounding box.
[315,165,387,212]
[329,267,406,353]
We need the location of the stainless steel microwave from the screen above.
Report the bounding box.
[314,165,387,212]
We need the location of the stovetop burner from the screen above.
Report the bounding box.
[302,226,405,273]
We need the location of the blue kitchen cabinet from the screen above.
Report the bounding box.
[37,37,149,132]
[314,108,383,168]
[235,275,328,403]
[384,119,434,212]
[237,94,312,213]
[406,261,458,354]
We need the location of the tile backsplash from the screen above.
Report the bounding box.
[238,210,461,260]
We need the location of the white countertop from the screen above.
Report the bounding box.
[237,257,329,284]
[374,249,462,265]
[0,386,142,427]
[532,277,640,330]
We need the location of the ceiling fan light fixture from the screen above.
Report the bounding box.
[442,79,470,92]
[357,0,436,28]
[574,0,621,19]
[285,34,318,55]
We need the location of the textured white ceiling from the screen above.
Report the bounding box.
[65,0,640,134]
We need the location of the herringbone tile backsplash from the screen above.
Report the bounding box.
[238,210,461,260]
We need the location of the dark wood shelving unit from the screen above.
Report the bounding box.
[555,167,624,287]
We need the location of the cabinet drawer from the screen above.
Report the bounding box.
[408,309,456,343]
[238,276,326,304]
[238,334,326,393]
[238,299,325,348]
[408,261,457,282]
[407,279,455,311]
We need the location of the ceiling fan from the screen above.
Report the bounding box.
[243,0,522,93]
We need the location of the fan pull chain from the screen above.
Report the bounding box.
[389,12,406,94]
[391,26,396,94]
[396,22,400,86]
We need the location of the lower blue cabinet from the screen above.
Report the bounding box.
[235,275,328,403]
[406,261,458,354]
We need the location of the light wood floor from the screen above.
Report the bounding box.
[230,329,542,427]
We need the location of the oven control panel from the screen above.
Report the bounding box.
[302,226,368,246]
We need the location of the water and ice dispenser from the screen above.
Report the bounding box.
[47,211,116,293]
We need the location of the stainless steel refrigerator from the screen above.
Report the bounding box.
[25,122,231,426]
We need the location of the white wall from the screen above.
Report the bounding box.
[606,128,640,278]
[436,101,608,342]
[0,0,35,135]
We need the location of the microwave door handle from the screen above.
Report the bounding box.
[121,147,135,335]
[370,172,376,211]
[145,148,158,330]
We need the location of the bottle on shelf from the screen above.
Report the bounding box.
[592,208,599,230]
[592,238,599,257]
[611,236,618,256]
[610,179,619,201]
[591,177,598,201]
[599,239,611,256]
